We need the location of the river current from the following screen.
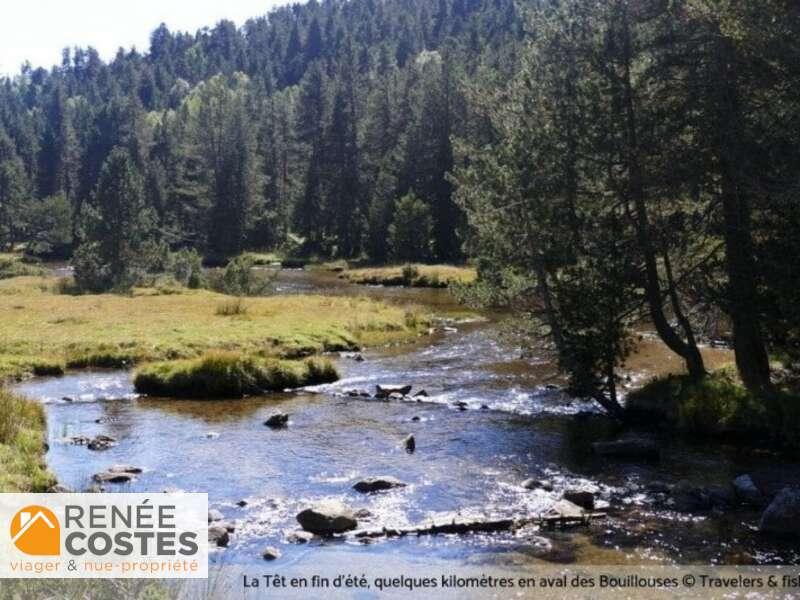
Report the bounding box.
[14,269,800,570]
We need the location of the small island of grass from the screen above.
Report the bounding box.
[341,264,476,288]
[133,352,338,399]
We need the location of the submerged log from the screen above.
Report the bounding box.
[352,511,606,540]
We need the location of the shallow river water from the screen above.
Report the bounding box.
[14,270,800,570]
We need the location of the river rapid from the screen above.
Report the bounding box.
[14,269,800,571]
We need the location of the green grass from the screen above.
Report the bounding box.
[0,580,172,599]
[133,351,339,398]
[626,369,800,450]
[215,297,248,316]
[241,251,283,266]
[342,264,477,288]
[0,355,66,381]
[0,276,430,381]
[306,259,350,272]
[0,388,54,492]
[0,256,47,280]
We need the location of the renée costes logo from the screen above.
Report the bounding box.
[0,493,208,578]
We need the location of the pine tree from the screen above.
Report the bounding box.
[322,52,362,257]
[0,126,29,248]
[38,85,79,203]
[389,192,433,262]
[293,62,328,251]
[74,147,154,291]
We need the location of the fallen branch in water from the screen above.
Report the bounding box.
[352,511,607,539]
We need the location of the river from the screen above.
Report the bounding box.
[14,269,800,572]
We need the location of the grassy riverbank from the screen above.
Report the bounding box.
[342,264,476,288]
[627,369,800,451]
[0,275,430,381]
[0,388,54,491]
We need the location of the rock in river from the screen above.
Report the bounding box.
[668,481,733,512]
[522,478,554,492]
[264,413,289,429]
[208,525,230,547]
[93,471,134,484]
[591,438,660,461]
[733,474,764,506]
[87,435,117,451]
[375,385,412,398]
[108,465,143,474]
[261,546,281,561]
[296,500,358,535]
[353,476,407,494]
[403,434,416,453]
[65,434,91,446]
[208,509,224,522]
[760,487,800,538]
[545,499,585,519]
[286,530,314,544]
[563,490,595,510]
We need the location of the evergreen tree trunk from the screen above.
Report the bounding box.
[714,36,772,393]
[618,6,706,380]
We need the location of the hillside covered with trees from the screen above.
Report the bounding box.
[0,0,520,269]
[1,0,800,437]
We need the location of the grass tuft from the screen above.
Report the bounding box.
[215,297,248,316]
[0,388,54,492]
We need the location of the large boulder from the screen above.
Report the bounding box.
[545,499,585,520]
[563,490,595,510]
[208,509,224,523]
[264,413,290,429]
[208,525,229,547]
[733,475,764,506]
[375,385,412,398]
[591,439,660,461]
[353,477,407,494]
[296,501,358,535]
[261,546,281,561]
[760,487,800,538]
